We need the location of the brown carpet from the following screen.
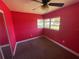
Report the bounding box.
[0,51,2,59]
[2,37,79,59]
[2,46,12,59]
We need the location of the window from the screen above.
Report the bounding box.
[37,19,44,28]
[50,17,60,31]
[37,17,60,30]
[44,19,50,28]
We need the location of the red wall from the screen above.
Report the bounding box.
[0,0,16,55]
[1,0,79,54]
[0,13,8,45]
[43,3,79,53]
[11,11,43,42]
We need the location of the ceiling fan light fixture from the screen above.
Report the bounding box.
[41,5,49,9]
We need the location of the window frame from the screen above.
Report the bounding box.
[37,19,44,28]
[44,19,51,29]
[50,17,61,31]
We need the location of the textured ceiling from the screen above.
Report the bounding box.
[3,0,79,14]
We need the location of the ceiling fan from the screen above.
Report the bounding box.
[32,0,64,10]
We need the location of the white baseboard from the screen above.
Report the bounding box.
[0,36,41,59]
[1,44,9,48]
[43,36,79,57]
[1,36,79,57]
[1,36,41,59]
[0,47,5,59]
[13,43,17,56]
[1,36,41,48]
[17,36,41,44]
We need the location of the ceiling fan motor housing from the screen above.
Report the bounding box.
[42,0,50,5]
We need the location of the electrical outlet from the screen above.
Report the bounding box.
[62,40,65,43]
[30,35,32,37]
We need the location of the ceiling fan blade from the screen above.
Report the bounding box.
[32,5,41,10]
[49,3,64,7]
[32,0,42,3]
[32,5,49,10]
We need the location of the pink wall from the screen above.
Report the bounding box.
[11,11,43,42]
[0,0,16,55]
[0,13,8,45]
[1,0,79,54]
[43,3,79,53]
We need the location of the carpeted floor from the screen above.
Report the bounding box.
[0,51,2,59]
[2,37,79,59]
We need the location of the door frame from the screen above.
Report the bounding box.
[0,9,5,59]
[0,9,16,59]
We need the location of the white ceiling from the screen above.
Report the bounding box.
[2,0,79,14]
